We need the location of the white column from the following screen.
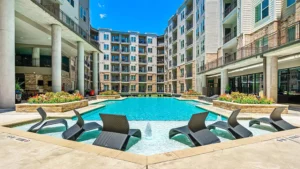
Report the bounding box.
[51,24,62,92]
[266,56,278,102]
[92,52,99,95]
[201,74,207,95]
[77,41,84,95]
[221,69,228,94]
[32,47,40,67]
[0,0,15,108]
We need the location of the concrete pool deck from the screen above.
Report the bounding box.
[1,99,300,168]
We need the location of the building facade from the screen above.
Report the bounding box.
[198,0,300,104]
[0,0,101,108]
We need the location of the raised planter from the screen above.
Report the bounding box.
[213,100,289,114]
[181,95,202,100]
[16,100,88,113]
[97,95,121,100]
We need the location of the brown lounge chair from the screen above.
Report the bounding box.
[93,114,141,150]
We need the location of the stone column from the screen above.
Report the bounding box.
[221,69,228,94]
[0,0,15,108]
[32,47,40,67]
[266,56,278,102]
[201,74,207,95]
[263,57,267,97]
[92,52,99,95]
[51,24,62,93]
[77,41,84,95]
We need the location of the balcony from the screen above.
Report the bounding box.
[158,50,164,55]
[157,69,164,73]
[121,78,129,82]
[111,78,120,82]
[157,60,164,64]
[173,23,178,30]
[223,32,236,44]
[139,69,147,73]
[112,38,120,43]
[173,36,178,42]
[186,8,193,18]
[31,0,99,49]
[112,48,120,52]
[157,79,164,83]
[121,38,129,44]
[224,0,237,18]
[186,40,193,48]
[172,75,177,80]
[139,50,146,54]
[121,48,129,53]
[172,62,177,67]
[186,56,193,63]
[111,57,120,63]
[186,23,193,33]
[139,40,147,45]
[139,89,146,92]
[139,79,146,82]
[139,59,147,64]
[121,68,130,73]
[185,72,193,78]
[111,68,120,72]
[121,57,130,63]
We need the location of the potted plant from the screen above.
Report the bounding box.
[15,81,24,103]
[85,89,91,97]
[225,85,231,94]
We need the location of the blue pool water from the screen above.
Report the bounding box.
[77,98,223,121]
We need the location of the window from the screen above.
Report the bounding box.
[131,85,136,91]
[180,69,184,77]
[80,6,86,22]
[130,37,136,42]
[200,19,205,34]
[104,34,109,40]
[148,48,153,53]
[255,0,269,23]
[104,54,109,60]
[169,37,172,44]
[104,44,109,50]
[148,66,152,72]
[181,26,185,35]
[287,26,296,42]
[180,84,184,92]
[131,56,136,61]
[181,54,185,63]
[148,57,152,63]
[104,85,109,91]
[148,85,152,92]
[131,66,136,71]
[255,36,268,52]
[131,46,136,52]
[130,75,136,81]
[147,38,153,44]
[104,64,109,70]
[148,76,153,81]
[67,0,74,7]
[181,40,185,49]
[181,11,185,20]
[201,39,205,54]
[169,49,172,56]
[287,0,296,7]
[104,75,109,81]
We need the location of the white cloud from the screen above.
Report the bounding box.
[100,14,107,19]
[98,3,104,8]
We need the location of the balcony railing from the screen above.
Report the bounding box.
[31,0,99,49]
[121,58,129,62]
[186,23,193,32]
[112,48,120,52]
[139,40,146,44]
[111,78,120,82]
[186,40,193,47]
[158,51,164,55]
[112,38,119,42]
[112,68,120,72]
[186,8,193,16]
[157,79,164,82]
[186,56,193,62]
[173,62,177,67]
[223,32,236,44]
[157,69,164,73]
[111,58,120,62]
[121,69,129,72]
[157,60,164,64]
[173,23,178,30]
[139,79,146,82]
[139,59,147,63]
[121,78,129,82]
[139,50,146,54]
[200,21,300,73]
[139,70,147,73]
[224,0,237,18]
[173,36,177,41]
[185,72,193,78]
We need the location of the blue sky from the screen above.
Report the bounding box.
[90,0,183,35]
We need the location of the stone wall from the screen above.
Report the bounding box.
[97,95,121,100]
[16,100,88,113]
[213,100,289,114]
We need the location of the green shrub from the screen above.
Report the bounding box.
[218,92,273,104]
[184,90,202,96]
[28,92,84,104]
[99,90,119,95]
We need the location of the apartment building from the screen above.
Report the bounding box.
[164,0,220,94]
[198,0,300,104]
[98,29,160,93]
[0,0,100,108]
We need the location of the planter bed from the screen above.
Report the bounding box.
[16,100,88,113]
[181,95,202,100]
[97,95,121,100]
[213,100,289,114]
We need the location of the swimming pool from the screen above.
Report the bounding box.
[79,98,223,121]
